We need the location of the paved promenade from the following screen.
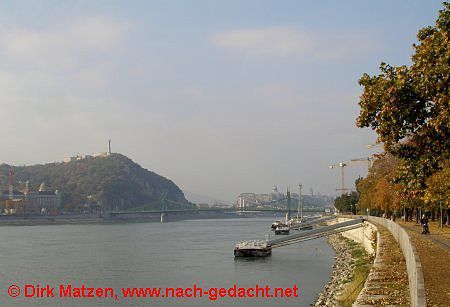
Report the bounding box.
[398,221,450,306]
[354,223,410,306]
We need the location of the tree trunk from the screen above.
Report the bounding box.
[406,207,411,222]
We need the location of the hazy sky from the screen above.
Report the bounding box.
[0,1,443,202]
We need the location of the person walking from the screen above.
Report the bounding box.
[421,214,430,234]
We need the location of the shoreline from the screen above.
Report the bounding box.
[0,212,286,227]
[312,234,355,306]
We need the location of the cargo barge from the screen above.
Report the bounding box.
[234,240,272,257]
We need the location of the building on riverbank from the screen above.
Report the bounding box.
[0,181,61,215]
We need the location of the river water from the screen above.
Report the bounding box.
[0,217,335,306]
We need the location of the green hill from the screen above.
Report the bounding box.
[0,154,191,211]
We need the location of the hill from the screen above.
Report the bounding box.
[0,154,191,211]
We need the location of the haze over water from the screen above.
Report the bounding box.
[0,217,334,306]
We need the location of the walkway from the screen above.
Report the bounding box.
[354,223,410,306]
[268,218,364,248]
[398,221,450,306]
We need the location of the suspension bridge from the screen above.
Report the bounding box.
[110,190,328,222]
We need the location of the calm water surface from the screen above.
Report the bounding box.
[0,217,335,306]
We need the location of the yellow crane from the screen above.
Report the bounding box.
[329,157,373,195]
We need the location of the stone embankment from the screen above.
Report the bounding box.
[313,234,354,306]
[313,217,411,306]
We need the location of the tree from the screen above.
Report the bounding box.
[356,3,450,200]
[424,160,450,209]
[424,159,450,224]
[334,178,361,214]
[334,191,359,214]
[356,154,406,216]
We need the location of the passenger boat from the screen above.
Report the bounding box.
[234,240,272,257]
[271,220,283,230]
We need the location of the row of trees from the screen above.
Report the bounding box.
[333,190,359,214]
[354,3,449,220]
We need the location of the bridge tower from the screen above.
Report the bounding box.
[8,168,14,200]
[297,184,303,221]
[285,188,291,222]
[160,191,167,223]
[237,196,246,212]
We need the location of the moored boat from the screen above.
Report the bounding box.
[234,240,272,257]
[274,225,290,235]
[287,218,313,230]
[271,220,283,230]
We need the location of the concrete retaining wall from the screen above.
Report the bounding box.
[366,216,426,307]
[329,217,377,256]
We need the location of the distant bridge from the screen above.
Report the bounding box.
[110,208,327,216]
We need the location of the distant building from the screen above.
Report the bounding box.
[26,182,61,214]
[0,189,24,215]
[63,154,83,163]
[0,181,61,215]
[64,140,112,162]
[196,203,210,209]
[92,152,109,158]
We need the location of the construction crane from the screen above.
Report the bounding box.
[367,143,383,149]
[329,157,374,196]
[329,162,348,195]
[350,157,373,171]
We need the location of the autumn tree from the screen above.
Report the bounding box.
[357,154,404,216]
[424,159,450,223]
[356,3,449,206]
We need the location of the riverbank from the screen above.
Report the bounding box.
[0,212,275,226]
[313,234,372,306]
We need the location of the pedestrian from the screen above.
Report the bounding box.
[421,214,430,234]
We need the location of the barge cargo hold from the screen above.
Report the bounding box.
[234,240,272,257]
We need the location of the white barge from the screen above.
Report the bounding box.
[234,240,272,257]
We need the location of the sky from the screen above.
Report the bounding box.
[0,1,444,202]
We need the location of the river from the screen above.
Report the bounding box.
[0,217,335,306]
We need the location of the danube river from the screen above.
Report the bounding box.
[0,217,335,306]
